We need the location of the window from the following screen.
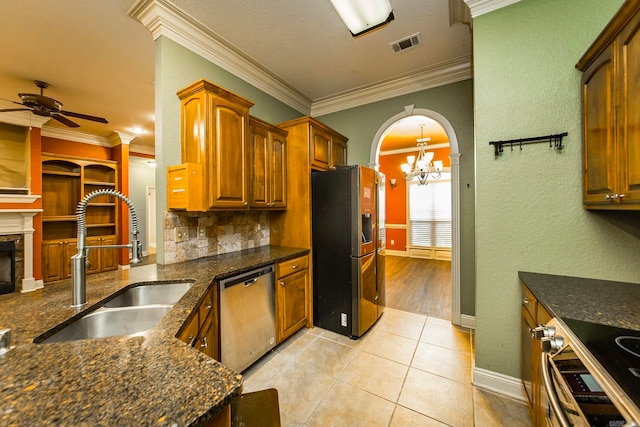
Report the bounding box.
[408,172,451,248]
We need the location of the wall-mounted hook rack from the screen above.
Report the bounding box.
[489,132,567,157]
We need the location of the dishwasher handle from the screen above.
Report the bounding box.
[220,265,274,290]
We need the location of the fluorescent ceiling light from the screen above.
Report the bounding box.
[330,0,394,37]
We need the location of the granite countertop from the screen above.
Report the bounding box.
[0,245,308,426]
[519,271,640,331]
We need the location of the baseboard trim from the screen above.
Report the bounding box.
[473,367,527,402]
[385,249,408,257]
[460,314,476,329]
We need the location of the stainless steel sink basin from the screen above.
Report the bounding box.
[102,282,193,308]
[39,305,173,343]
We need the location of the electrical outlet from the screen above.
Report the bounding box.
[391,239,395,245]
[198,227,206,238]
[176,226,189,242]
[341,313,347,327]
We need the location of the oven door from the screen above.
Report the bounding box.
[541,352,586,427]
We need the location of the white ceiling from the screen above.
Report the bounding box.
[0,0,475,154]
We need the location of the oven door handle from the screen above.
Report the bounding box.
[541,352,572,427]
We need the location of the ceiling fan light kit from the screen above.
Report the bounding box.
[0,80,108,128]
[330,0,394,37]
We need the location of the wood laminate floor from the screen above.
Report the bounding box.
[384,255,451,320]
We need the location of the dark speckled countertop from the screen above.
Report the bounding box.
[519,271,640,331]
[0,245,308,426]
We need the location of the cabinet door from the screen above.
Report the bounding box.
[618,14,640,205]
[100,235,118,272]
[331,136,348,169]
[249,122,270,208]
[270,131,287,208]
[181,91,207,165]
[521,308,537,424]
[276,269,308,342]
[582,43,617,207]
[42,241,65,282]
[178,313,200,347]
[210,97,249,209]
[86,237,102,274]
[310,125,331,170]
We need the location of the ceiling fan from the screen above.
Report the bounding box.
[0,80,108,128]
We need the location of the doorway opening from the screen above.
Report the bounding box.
[369,106,461,325]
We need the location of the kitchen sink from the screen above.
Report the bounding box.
[38,305,173,344]
[102,282,194,308]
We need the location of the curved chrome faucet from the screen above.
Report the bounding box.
[71,189,142,307]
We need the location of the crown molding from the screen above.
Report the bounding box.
[311,56,471,116]
[463,0,522,18]
[128,0,312,114]
[0,111,50,128]
[41,126,114,147]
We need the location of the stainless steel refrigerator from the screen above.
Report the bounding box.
[311,165,385,339]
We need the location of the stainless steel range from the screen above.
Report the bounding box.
[540,317,640,427]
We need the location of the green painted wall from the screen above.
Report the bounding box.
[154,37,301,261]
[318,79,476,316]
[473,0,640,378]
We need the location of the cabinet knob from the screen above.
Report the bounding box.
[605,193,619,201]
[244,202,248,206]
[280,281,285,287]
[522,297,530,305]
[291,264,299,269]
[200,336,208,348]
[619,193,626,199]
[188,335,196,347]
[205,301,212,310]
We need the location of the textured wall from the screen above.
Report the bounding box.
[473,0,638,378]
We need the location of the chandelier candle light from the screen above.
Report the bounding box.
[400,124,443,186]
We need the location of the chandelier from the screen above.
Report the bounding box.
[400,125,443,185]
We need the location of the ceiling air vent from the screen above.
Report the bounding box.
[389,33,421,54]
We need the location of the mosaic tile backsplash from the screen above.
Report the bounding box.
[163,211,270,264]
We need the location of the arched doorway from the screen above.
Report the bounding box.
[369,105,462,326]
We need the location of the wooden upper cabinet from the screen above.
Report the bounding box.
[270,128,288,208]
[248,116,288,209]
[577,1,640,209]
[310,125,331,170]
[307,119,348,171]
[177,79,254,210]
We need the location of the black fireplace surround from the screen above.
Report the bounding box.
[0,241,15,294]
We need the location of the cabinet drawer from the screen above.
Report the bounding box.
[521,284,537,320]
[167,163,204,211]
[198,287,215,322]
[276,255,309,279]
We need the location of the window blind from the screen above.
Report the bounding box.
[409,173,451,248]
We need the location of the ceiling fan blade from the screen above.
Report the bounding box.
[0,97,25,106]
[0,108,31,113]
[60,110,108,124]
[51,113,80,128]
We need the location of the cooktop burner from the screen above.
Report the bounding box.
[616,336,640,358]
[562,318,640,408]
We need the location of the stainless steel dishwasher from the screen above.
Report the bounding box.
[219,265,276,373]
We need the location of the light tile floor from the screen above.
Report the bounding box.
[242,308,533,426]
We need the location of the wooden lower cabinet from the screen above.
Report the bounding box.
[177,284,220,361]
[521,283,552,427]
[42,239,76,282]
[86,236,118,274]
[275,255,309,343]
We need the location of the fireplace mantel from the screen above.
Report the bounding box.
[0,209,43,292]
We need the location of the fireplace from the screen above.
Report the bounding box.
[0,241,15,294]
[0,210,41,292]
